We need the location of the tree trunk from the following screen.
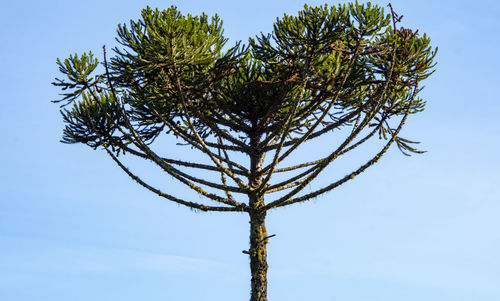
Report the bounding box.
[249,210,268,301]
[248,120,268,301]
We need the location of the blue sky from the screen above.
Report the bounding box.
[1,1,499,301]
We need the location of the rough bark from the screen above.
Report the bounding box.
[249,210,268,301]
[248,122,268,301]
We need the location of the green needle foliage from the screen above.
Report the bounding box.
[53,2,436,301]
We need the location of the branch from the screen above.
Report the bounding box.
[103,142,247,212]
[90,120,250,177]
[206,89,252,133]
[106,140,249,192]
[263,163,317,194]
[100,47,249,208]
[264,35,403,210]
[268,107,410,209]
[163,157,248,176]
[262,120,384,194]
[217,136,236,201]
[256,48,320,192]
[268,158,325,173]
[145,108,250,173]
[98,96,247,206]
[267,75,421,210]
[80,89,245,213]
[170,59,251,191]
[260,45,363,156]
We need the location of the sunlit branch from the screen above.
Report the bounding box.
[269,158,325,174]
[264,43,402,209]
[103,142,247,212]
[82,90,246,213]
[216,137,237,200]
[98,121,249,177]
[263,163,318,194]
[146,108,249,172]
[101,51,249,207]
[268,115,382,175]
[259,47,363,177]
[269,108,410,209]
[101,96,248,204]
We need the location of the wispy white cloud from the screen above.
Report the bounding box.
[0,235,238,276]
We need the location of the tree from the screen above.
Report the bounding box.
[53,2,436,301]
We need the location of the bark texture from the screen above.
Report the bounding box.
[248,126,268,301]
[249,211,268,301]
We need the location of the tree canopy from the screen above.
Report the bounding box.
[53,3,436,300]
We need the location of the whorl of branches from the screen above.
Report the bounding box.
[53,3,436,213]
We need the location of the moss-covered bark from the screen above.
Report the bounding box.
[249,211,268,301]
[247,122,269,301]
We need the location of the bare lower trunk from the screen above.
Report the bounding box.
[249,211,268,301]
[248,121,268,301]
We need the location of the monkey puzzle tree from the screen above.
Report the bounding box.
[53,2,435,301]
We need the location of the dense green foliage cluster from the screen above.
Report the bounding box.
[55,3,435,155]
